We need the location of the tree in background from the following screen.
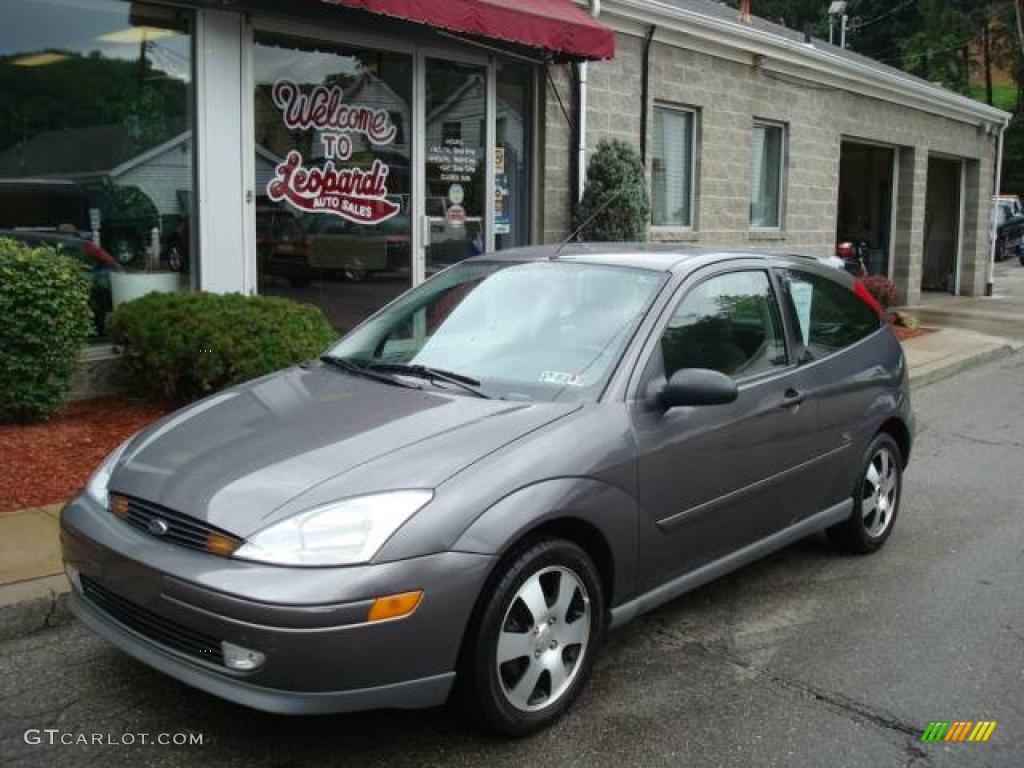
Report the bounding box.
[723,1,1024,195]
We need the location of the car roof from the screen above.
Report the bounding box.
[471,242,832,273]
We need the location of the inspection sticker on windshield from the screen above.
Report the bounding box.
[539,371,585,387]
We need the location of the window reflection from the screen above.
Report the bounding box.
[254,33,412,332]
[0,0,195,336]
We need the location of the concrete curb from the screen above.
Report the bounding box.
[909,343,1017,390]
[0,575,72,642]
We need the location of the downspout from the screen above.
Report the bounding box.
[575,0,601,204]
[987,119,1008,296]
[639,25,656,165]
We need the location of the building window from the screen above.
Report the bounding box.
[651,105,696,228]
[0,0,195,338]
[750,120,785,229]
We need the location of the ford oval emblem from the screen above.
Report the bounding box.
[147,518,170,537]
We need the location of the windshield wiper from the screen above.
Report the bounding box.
[319,355,422,390]
[366,363,492,399]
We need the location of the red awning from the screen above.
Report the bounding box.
[322,0,615,61]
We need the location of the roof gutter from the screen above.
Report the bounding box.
[987,119,1009,296]
[575,0,601,204]
[603,0,1010,127]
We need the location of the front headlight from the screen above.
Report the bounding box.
[84,437,133,507]
[233,490,433,566]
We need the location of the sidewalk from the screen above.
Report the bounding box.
[1,326,1021,641]
[904,326,1021,388]
[0,504,67,640]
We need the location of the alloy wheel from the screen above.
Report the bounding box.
[496,565,591,712]
[862,445,898,538]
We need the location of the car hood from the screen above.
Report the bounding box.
[109,364,580,537]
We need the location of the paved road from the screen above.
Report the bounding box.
[2,355,1023,768]
[910,259,1024,341]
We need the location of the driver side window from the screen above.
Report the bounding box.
[660,270,787,380]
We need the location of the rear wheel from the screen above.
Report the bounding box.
[828,433,902,554]
[461,538,605,736]
[166,238,185,272]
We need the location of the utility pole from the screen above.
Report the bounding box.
[828,2,848,48]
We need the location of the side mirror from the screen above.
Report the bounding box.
[658,369,738,410]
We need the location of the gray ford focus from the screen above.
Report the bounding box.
[62,245,912,735]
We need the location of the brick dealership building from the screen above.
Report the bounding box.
[0,0,1009,393]
[544,0,1009,305]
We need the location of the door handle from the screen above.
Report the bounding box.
[780,388,805,408]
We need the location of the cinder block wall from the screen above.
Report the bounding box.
[541,30,998,301]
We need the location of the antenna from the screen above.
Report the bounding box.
[552,185,629,259]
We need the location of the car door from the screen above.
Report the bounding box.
[629,262,824,590]
[773,264,893,512]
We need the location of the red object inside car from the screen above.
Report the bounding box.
[83,240,119,269]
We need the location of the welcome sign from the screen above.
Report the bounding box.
[265,79,400,225]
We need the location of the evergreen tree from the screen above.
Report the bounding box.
[574,140,650,242]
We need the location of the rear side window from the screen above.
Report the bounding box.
[780,269,881,358]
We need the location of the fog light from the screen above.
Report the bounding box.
[221,641,265,671]
[63,564,82,592]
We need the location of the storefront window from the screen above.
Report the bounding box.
[425,58,487,274]
[495,61,533,249]
[254,33,413,332]
[0,0,195,336]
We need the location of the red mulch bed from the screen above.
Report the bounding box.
[0,397,173,513]
[890,323,934,342]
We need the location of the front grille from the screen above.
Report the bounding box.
[81,575,223,664]
[115,495,242,555]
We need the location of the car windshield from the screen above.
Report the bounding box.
[328,260,666,402]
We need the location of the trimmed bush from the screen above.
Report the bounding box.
[109,292,337,402]
[860,275,896,310]
[574,139,650,242]
[0,238,93,423]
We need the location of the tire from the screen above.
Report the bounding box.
[995,240,1004,262]
[166,239,185,272]
[827,433,903,554]
[459,538,606,736]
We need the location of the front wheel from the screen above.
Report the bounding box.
[461,538,605,736]
[827,433,903,554]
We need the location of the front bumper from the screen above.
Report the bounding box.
[61,494,495,714]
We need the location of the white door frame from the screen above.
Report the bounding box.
[955,158,966,296]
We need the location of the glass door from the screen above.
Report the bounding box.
[423,58,488,275]
[252,31,413,331]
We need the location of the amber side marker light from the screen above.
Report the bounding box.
[205,532,242,557]
[367,590,423,622]
[110,493,130,518]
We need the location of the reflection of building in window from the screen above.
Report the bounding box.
[443,122,462,144]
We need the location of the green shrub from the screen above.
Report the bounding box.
[109,292,337,402]
[574,139,650,242]
[0,238,93,422]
